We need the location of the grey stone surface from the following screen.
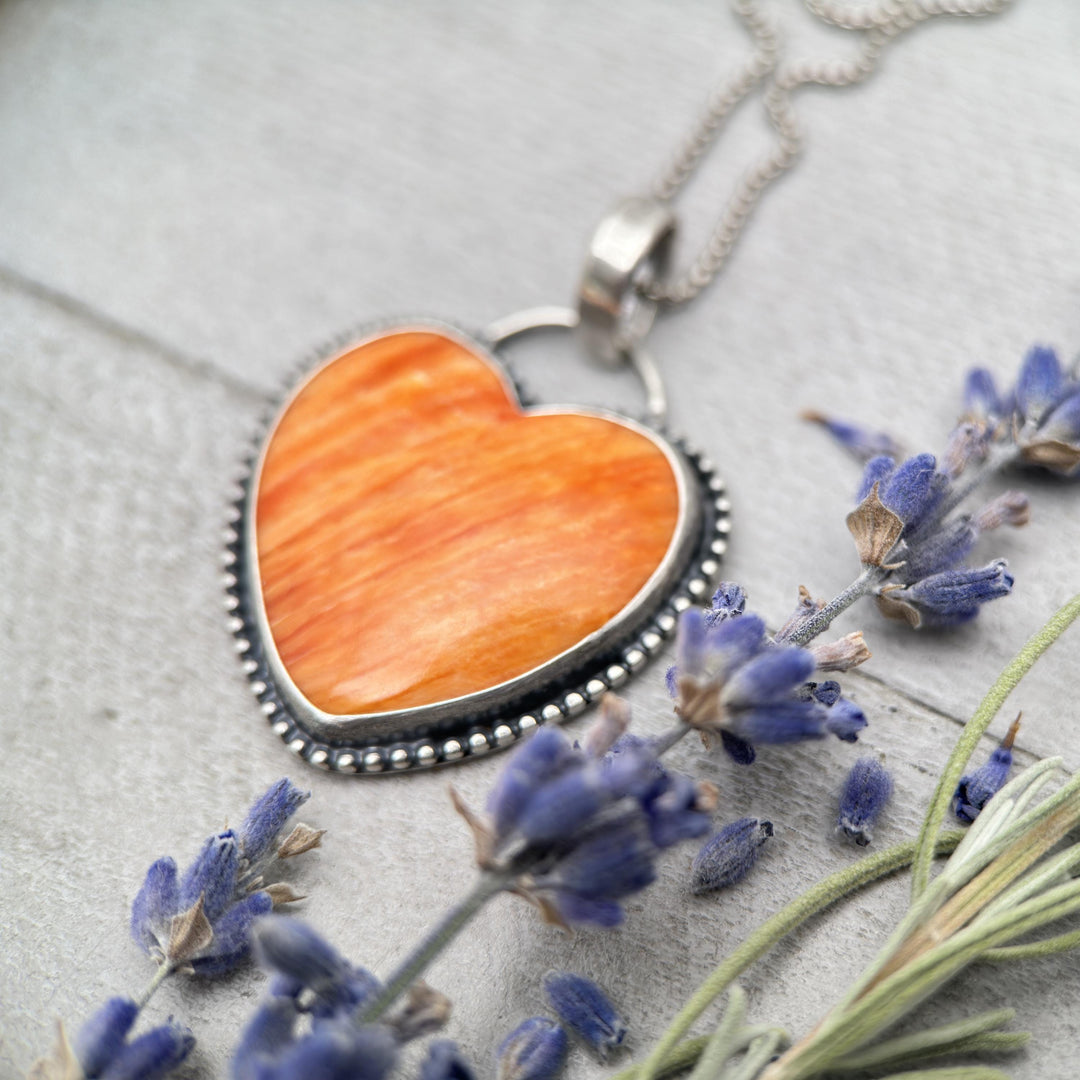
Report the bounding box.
[2,2,1080,1078]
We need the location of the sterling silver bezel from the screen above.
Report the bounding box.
[226,318,730,773]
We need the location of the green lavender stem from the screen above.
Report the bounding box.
[910,591,1080,900]
[360,871,510,1022]
[134,962,174,1010]
[633,832,962,1080]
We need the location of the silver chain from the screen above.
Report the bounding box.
[642,0,1014,307]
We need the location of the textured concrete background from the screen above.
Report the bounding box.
[2,2,1080,1078]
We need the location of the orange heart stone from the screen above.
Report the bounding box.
[254,328,682,717]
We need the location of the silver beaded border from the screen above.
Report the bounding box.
[223,321,730,774]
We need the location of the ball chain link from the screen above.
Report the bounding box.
[641,0,1014,307]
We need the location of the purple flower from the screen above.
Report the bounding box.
[235,918,445,1080]
[542,972,627,1061]
[497,1018,568,1080]
[131,779,315,976]
[691,818,773,894]
[879,560,1014,629]
[73,997,139,1076]
[72,998,193,1080]
[668,605,867,758]
[963,367,1005,420]
[459,700,715,929]
[1015,344,1065,424]
[91,1024,195,1080]
[419,1040,477,1080]
[963,345,1080,475]
[251,916,381,1019]
[837,757,893,846]
[239,778,311,864]
[953,716,1021,823]
[801,410,904,462]
[878,453,948,536]
[239,1017,398,1080]
[703,582,747,628]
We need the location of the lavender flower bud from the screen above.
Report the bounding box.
[262,1019,398,1080]
[705,613,769,681]
[542,972,627,1061]
[721,647,816,707]
[823,698,868,743]
[190,890,273,976]
[725,701,826,744]
[643,771,713,848]
[232,994,300,1080]
[676,606,708,678]
[704,582,747,627]
[179,830,240,922]
[719,731,756,765]
[905,559,1014,626]
[1040,388,1080,443]
[810,680,842,707]
[97,1021,194,1080]
[252,915,349,989]
[973,491,1030,531]
[837,757,893,846]
[131,857,179,959]
[880,453,945,533]
[545,818,658,903]
[237,778,310,863]
[801,410,902,462]
[691,818,773,894]
[1015,344,1064,423]
[963,367,1003,419]
[953,716,1020,823]
[899,518,977,582]
[942,420,993,477]
[856,455,896,502]
[73,997,139,1077]
[487,726,575,838]
[419,1040,477,1080]
[497,1018,568,1080]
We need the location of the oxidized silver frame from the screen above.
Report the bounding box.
[224,318,730,773]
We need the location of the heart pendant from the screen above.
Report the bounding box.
[225,320,729,772]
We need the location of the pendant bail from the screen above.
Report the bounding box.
[578,196,676,367]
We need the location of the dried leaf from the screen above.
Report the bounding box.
[583,694,631,757]
[694,780,720,814]
[876,587,922,629]
[810,631,872,672]
[449,786,495,869]
[277,823,326,860]
[27,1020,82,1080]
[392,980,452,1040]
[1020,437,1080,476]
[508,878,573,933]
[264,882,307,906]
[846,483,904,567]
[166,894,214,963]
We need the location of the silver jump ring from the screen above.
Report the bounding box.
[577,197,676,367]
[483,305,668,427]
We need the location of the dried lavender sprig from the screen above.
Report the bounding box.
[361,702,714,1023]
